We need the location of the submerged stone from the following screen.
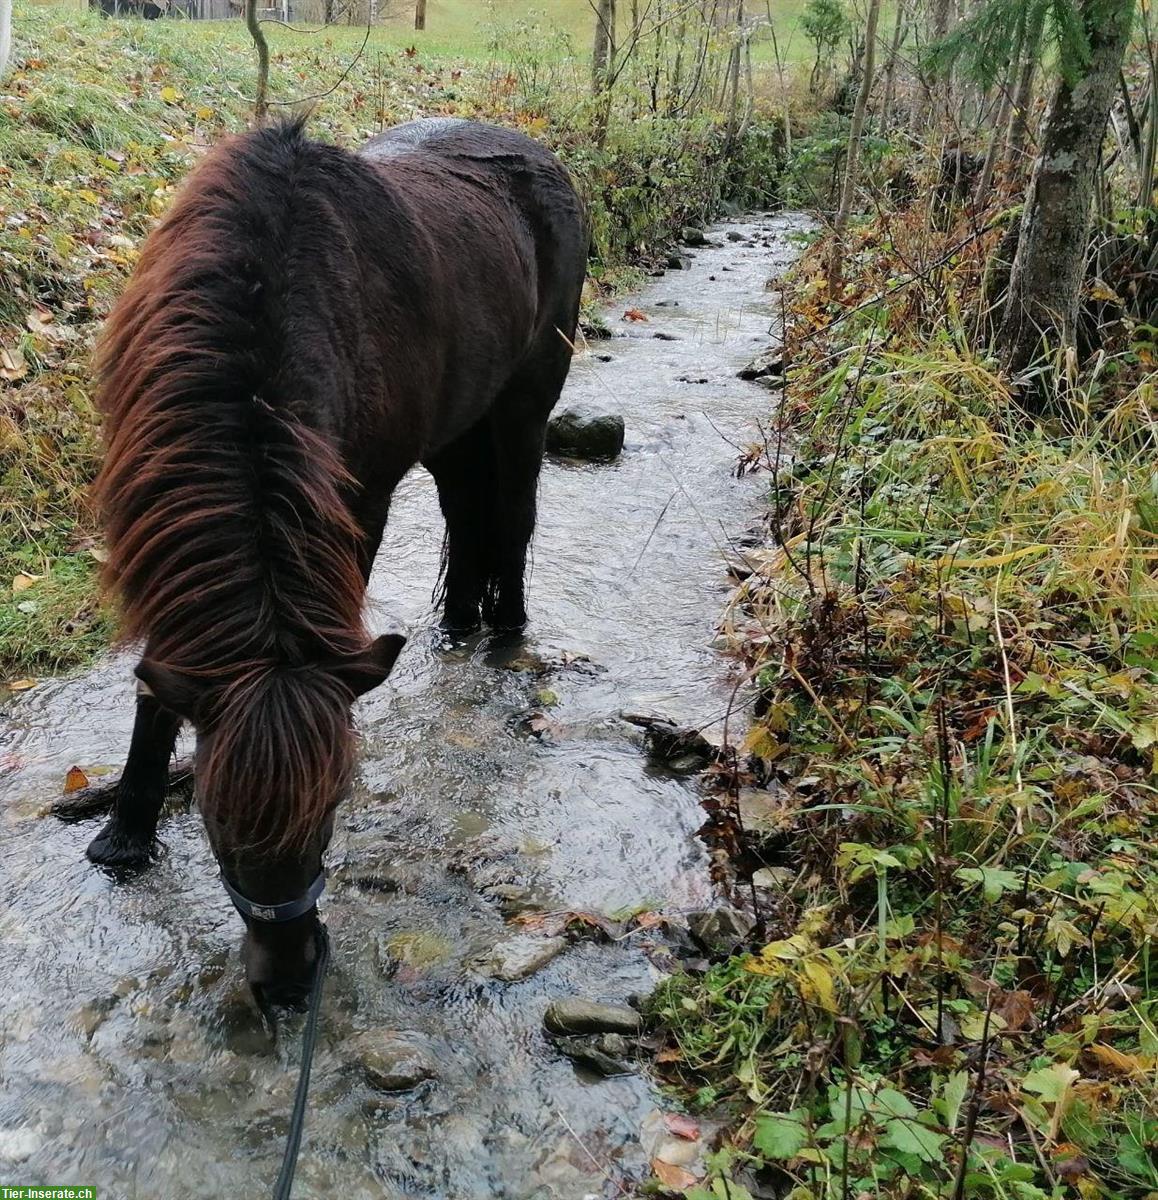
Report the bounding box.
[553,1033,635,1076]
[475,934,565,982]
[348,1030,438,1092]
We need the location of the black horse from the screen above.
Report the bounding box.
[88,117,587,1009]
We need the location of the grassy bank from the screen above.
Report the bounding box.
[647,204,1158,1197]
[0,1,785,678]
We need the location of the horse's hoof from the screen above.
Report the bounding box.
[86,822,156,871]
[484,604,527,632]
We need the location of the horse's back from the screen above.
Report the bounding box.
[358,118,586,303]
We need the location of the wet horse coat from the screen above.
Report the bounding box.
[89,118,587,1004]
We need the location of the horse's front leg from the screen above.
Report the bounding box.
[86,680,183,869]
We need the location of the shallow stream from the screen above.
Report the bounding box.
[0,213,807,1199]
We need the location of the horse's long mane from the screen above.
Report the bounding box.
[94,118,370,849]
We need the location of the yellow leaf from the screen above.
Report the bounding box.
[74,189,101,205]
[1088,1043,1152,1076]
[801,958,838,1012]
[196,104,214,120]
[11,573,41,593]
[64,766,90,794]
[7,678,37,691]
[159,85,181,103]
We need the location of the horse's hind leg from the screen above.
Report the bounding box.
[427,421,497,633]
[86,680,182,869]
[485,362,570,630]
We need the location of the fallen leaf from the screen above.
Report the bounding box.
[623,307,649,322]
[1086,1043,1152,1076]
[652,1160,697,1189]
[0,347,28,381]
[996,988,1037,1032]
[11,573,41,593]
[64,766,90,794]
[663,1113,700,1140]
[6,678,37,691]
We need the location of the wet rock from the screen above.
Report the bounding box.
[377,930,455,975]
[665,253,691,270]
[544,998,643,1036]
[546,404,625,461]
[681,225,714,248]
[621,711,721,767]
[482,882,545,918]
[726,230,746,242]
[74,994,118,1040]
[654,299,680,306]
[755,374,787,392]
[0,1126,42,1163]
[688,907,755,956]
[553,1033,634,1076]
[738,348,785,381]
[348,1030,438,1092]
[475,934,566,981]
[652,331,680,341]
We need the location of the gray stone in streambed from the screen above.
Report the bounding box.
[726,230,746,242]
[665,252,691,270]
[546,404,625,461]
[738,348,785,381]
[347,1030,439,1092]
[681,225,719,248]
[688,906,756,956]
[553,1033,635,1076]
[544,998,643,1036]
[475,934,566,982]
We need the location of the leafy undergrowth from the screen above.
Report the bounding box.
[647,202,1158,1198]
[0,2,783,678]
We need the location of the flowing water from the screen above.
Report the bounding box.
[0,214,807,1199]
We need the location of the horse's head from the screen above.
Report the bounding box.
[135,633,405,1012]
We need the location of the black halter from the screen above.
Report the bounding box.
[221,871,326,923]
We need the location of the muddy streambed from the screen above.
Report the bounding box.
[0,214,808,1199]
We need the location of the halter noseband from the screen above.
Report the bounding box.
[221,872,326,923]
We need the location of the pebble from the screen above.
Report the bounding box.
[475,934,565,981]
[544,998,642,1036]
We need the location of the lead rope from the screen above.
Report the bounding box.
[272,924,330,1200]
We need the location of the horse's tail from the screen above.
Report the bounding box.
[93,118,368,675]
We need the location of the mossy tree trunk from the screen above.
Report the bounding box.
[997,0,1134,379]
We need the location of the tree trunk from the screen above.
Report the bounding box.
[414,0,425,30]
[592,0,615,94]
[880,0,906,129]
[0,0,11,80]
[827,0,882,296]
[244,0,270,125]
[1005,4,1044,172]
[974,11,1024,208]
[591,0,616,145]
[997,0,1134,379]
